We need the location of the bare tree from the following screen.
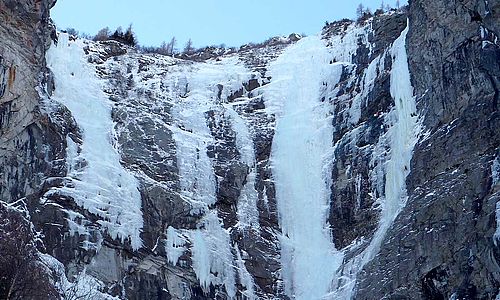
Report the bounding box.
[0,202,58,300]
[183,38,194,54]
[93,27,110,41]
[356,3,365,19]
[158,41,169,55]
[63,273,99,300]
[396,0,400,8]
[167,36,177,55]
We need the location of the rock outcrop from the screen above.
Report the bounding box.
[357,1,500,299]
[0,0,58,201]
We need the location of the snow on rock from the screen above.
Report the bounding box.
[327,22,374,64]
[168,56,255,212]
[492,154,500,245]
[493,154,500,187]
[264,34,343,299]
[163,55,258,297]
[40,253,119,300]
[45,33,143,250]
[348,54,385,125]
[235,245,256,300]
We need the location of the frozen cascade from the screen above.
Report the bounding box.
[331,24,421,298]
[45,34,143,250]
[167,56,257,298]
[225,106,260,230]
[265,35,343,299]
[165,226,187,266]
[235,245,256,300]
[169,57,254,212]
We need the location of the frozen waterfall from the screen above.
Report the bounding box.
[45,33,143,250]
[265,35,343,300]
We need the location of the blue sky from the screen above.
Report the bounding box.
[51,0,407,49]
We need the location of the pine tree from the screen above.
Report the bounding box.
[184,38,194,54]
[111,26,123,40]
[356,3,365,19]
[124,24,137,46]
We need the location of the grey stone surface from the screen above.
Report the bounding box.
[356,0,500,299]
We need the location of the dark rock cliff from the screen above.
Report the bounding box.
[357,0,500,299]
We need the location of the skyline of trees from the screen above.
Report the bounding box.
[63,2,405,56]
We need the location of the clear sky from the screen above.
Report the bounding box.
[51,0,407,49]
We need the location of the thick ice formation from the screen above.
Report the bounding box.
[46,34,143,250]
[44,19,423,299]
[189,212,237,298]
[165,226,187,266]
[265,35,343,299]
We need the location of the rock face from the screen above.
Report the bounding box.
[0,0,499,299]
[357,1,500,299]
[0,0,58,202]
[0,0,75,269]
